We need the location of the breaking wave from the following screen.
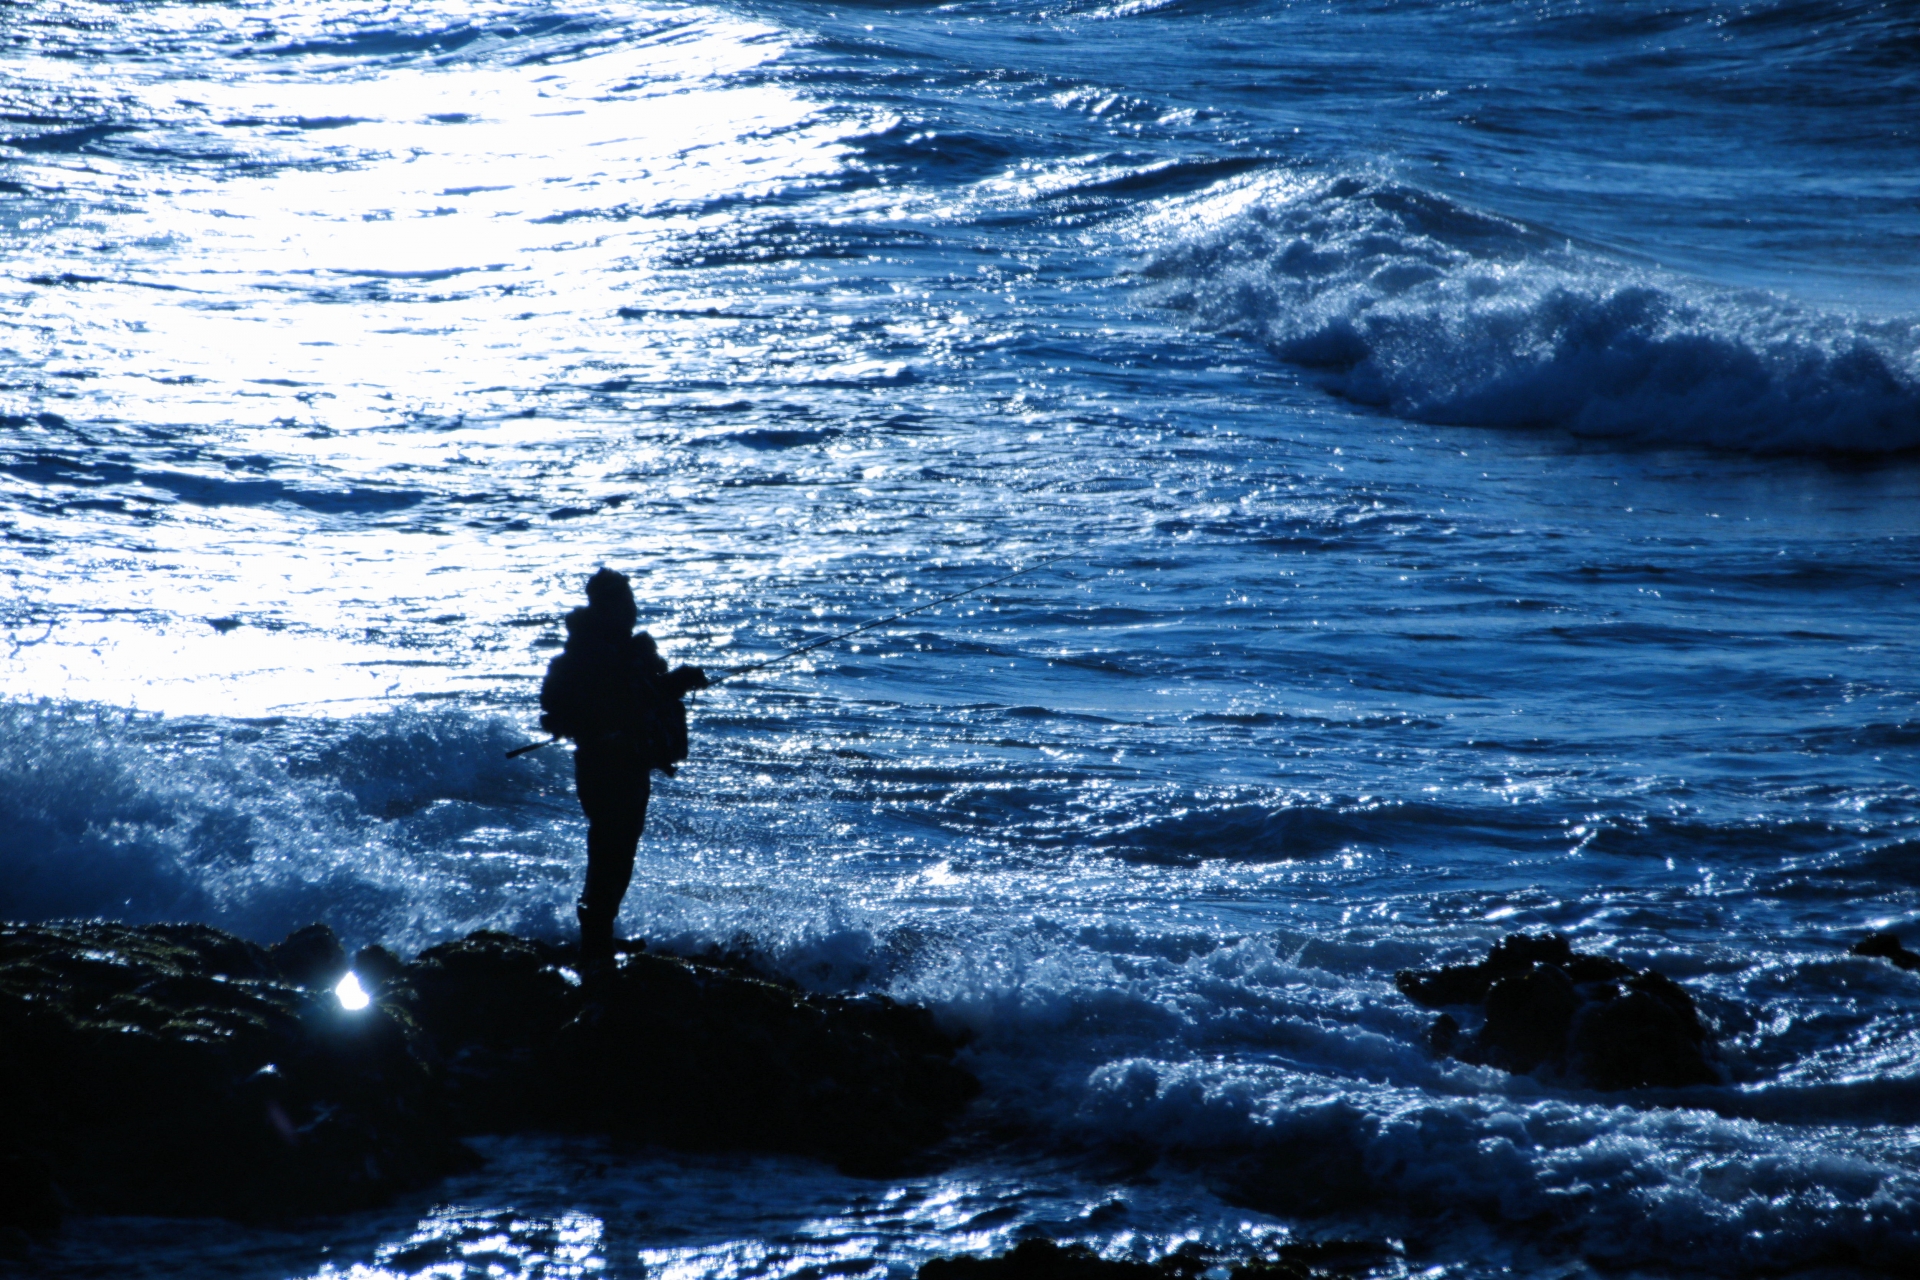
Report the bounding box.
[914,927,1920,1274]
[1144,174,1920,453]
[0,701,579,951]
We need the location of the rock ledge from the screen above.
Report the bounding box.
[0,921,978,1239]
[1396,932,1719,1090]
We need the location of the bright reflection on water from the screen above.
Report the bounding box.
[0,0,884,717]
[283,1139,1304,1280]
[326,1206,605,1280]
[335,969,372,1010]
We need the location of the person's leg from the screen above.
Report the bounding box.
[580,803,642,959]
[575,751,649,963]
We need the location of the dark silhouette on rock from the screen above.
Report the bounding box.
[269,921,351,988]
[540,567,708,966]
[400,930,977,1172]
[0,920,977,1232]
[1396,933,1720,1089]
[0,921,457,1232]
[917,1238,1401,1280]
[1852,931,1920,971]
[352,942,407,988]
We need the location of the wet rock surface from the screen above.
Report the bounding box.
[0,921,459,1232]
[396,930,979,1173]
[1852,931,1920,972]
[1396,932,1720,1090]
[0,921,977,1231]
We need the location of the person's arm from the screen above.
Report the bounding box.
[539,654,582,738]
[666,665,709,696]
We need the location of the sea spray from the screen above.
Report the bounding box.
[0,702,579,949]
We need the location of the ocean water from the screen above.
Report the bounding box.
[4,0,1919,1275]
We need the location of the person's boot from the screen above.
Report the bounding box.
[558,906,612,1046]
[577,902,610,960]
[576,903,618,995]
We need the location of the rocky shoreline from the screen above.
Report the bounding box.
[0,921,978,1241]
[13,921,1906,1270]
[1396,931,1721,1090]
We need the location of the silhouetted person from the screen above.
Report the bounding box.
[540,568,707,967]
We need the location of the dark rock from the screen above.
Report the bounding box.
[399,932,580,1133]
[917,1238,1398,1280]
[352,944,407,990]
[396,930,980,1174]
[0,921,460,1220]
[1478,960,1580,1073]
[0,921,978,1225]
[1237,1242,1404,1278]
[1852,931,1920,971]
[1396,933,1719,1090]
[0,1150,63,1240]
[269,923,350,989]
[1567,972,1717,1089]
[1395,932,1630,1007]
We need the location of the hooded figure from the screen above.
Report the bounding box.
[540,567,708,965]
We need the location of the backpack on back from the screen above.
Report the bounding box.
[540,612,692,775]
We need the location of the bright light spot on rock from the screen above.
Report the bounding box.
[335,971,372,1011]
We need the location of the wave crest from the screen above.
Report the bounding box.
[0,702,574,949]
[1145,174,1920,452]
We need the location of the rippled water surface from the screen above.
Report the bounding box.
[5,1,1920,1275]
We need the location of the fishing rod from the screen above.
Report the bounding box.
[504,551,1078,759]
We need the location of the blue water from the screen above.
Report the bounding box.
[4,1,1920,1275]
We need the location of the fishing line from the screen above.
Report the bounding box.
[505,551,1080,759]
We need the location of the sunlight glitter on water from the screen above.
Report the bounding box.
[319,1207,606,1280]
[4,12,853,433]
[0,1,938,719]
[288,1148,1301,1280]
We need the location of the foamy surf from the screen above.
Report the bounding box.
[1143,173,1920,452]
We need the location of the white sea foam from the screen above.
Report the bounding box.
[903,923,1920,1272]
[1075,1055,1920,1269]
[0,702,581,950]
[0,700,907,965]
[1143,173,1920,453]
[10,698,1920,1271]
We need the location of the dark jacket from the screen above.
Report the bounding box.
[539,608,702,774]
